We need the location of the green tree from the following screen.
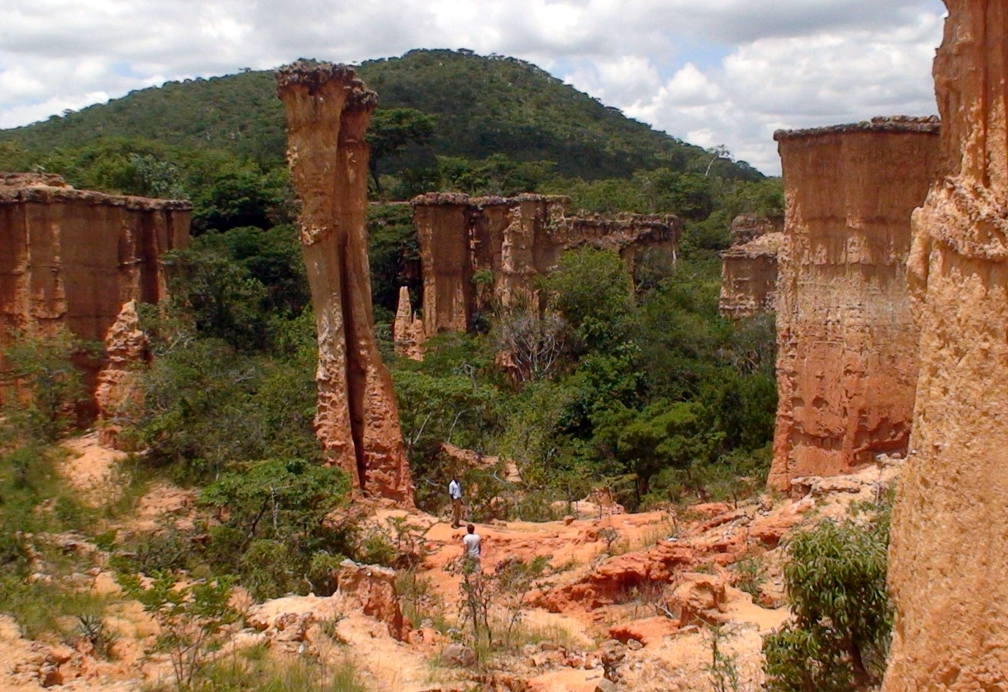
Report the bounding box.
[1,328,93,444]
[199,458,352,599]
[544,247,635,354]
[119,571,239,690]
[367,108,437,192]
[763,513,892,692]
[593,399,723,503]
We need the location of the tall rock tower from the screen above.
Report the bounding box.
[884,2,1008,689]
[276,60,413,505]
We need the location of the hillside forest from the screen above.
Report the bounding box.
[0,47,784,586]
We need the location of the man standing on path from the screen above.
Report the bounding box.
[463,523,481,571]
[449,476,463,528]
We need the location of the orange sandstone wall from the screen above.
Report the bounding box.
[0,174,190,346]
[0,174,189,409]
[411,193,680,331]
[277,61,413,505]
[411,193,476,338]
[719,231,784,318]
[884,2,1008,689]
[768,119,940,490]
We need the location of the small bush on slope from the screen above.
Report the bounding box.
[762,506,892,692]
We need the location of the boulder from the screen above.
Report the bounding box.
[337,559,406,640]
[670,573,727,626]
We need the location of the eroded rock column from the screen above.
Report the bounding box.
[718,230,784,318]
[884,3,1008,689]
[276,61,413,505]
[768,118,939,490]
[410,193,475,338]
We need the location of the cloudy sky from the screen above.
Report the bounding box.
[1,0,946,174]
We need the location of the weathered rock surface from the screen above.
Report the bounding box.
[392,286,424,361]
[94,300,149,447]
[884,3,1008,689]
[0,172,189,408]
[276,60,413,505]
[410,193,680,337]
[719,230,785,318]
[670,573,727,626]
[337,559,407,641]
[768,117,940,490]
[730,213,783,245]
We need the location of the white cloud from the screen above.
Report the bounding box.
[0,0,946,174]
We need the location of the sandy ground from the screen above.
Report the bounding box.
[0,435,899,692]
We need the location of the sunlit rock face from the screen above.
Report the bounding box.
[0,172,189,411]
[410,192,680,337]
[884,3,1008,689]
[768,117,940,491]
[276,60,413,506]
[718,222,784,319]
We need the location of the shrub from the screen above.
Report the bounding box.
[199,458,353,599]
[762,511,892,692]
[1,328,93,444]
[119,571,239,690]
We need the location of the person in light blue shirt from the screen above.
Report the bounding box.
[448,477,463,528]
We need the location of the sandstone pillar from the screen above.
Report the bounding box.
[718,231,784,318]
[276,61,413,505]
[393,286,423,361]
[768,118,940,490]
[884,2,1008,688]
[410,193,475,338]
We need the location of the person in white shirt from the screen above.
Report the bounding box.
[448,477,463,528]
[462,523,481,571]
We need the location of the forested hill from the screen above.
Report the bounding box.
[0,49,760,182]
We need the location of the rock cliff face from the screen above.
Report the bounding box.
[410,193,476,337]
[0,172,189,408]
[768,118,940,490]
[410,192,680,336]
[884,3,1008,689]
[0,173,189,347]
[276,60,413,505]
[719,226,785,319]
[729,213,783,245]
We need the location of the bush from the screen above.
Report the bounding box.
[199,458,353,599]
[762,510,892,692]
[1,328,94,444]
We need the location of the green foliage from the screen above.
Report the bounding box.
[119,571,239,690]
[197,650,368,692]
[544,248,635,354]
[199,458,353,599]
[368,107,437,191]
[128,312,319,483]
[393,364,501,511]
[705,626,744,692]
[762,511,892,692]
[1,328,94,444]
[367,204,421,315]
[593,399,723,502]
[1,49,762,193]
[452,553,549,658]
[434,153,557,197]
